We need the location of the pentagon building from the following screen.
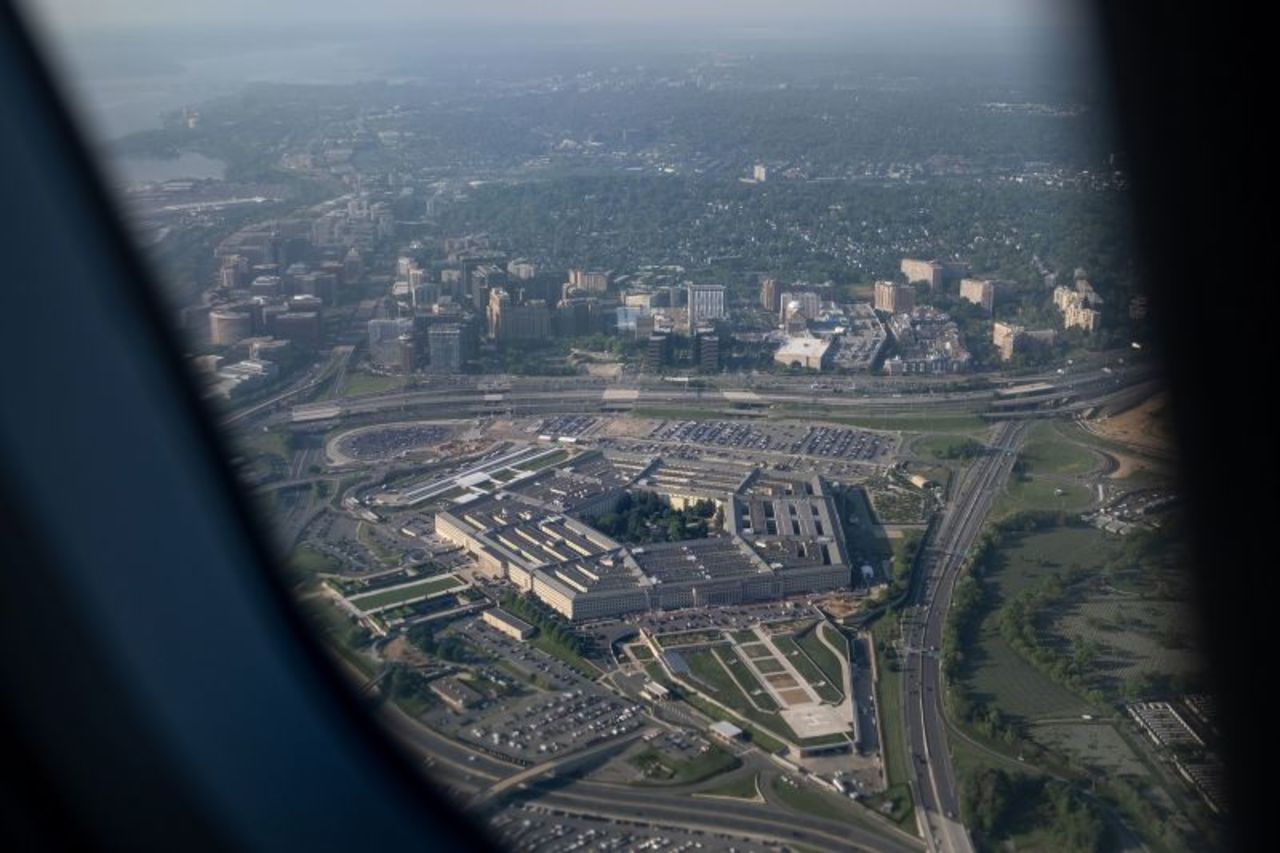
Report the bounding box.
[435,453,854,621]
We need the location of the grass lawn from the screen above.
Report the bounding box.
[677,691,786,754]
[348,575,463,612]
[687,649,771,716]
[796,625,846,697]
[633,406,752,421]
[342,372,408,397]
[516,448,570,471]
[770,776,877,827]
[772,635,843,703]
[792,411,988,433]
[697,771,760,800]
[629,644,654,661]
[631,744,742,786]
[289,544,342,576]
[992,476,1094,518]
[870,620,911,789]
[234,427,289,459]
[715,647,780,711]
[913,433,989,460]
[1018,422,1101,476]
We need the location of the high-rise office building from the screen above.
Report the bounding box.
[694,325,720,372]
[645,333,670,370]
[760,277,779,312]
[874,281,915,314]
[779,290,821,323]
[901,258,969,288]
[209,310,253,347]
[568,269,610,293]
[687,283,727,325]
[959,278,997,313]
[427,324,467,373]
[487,289,551,341]
[368,317,414,369]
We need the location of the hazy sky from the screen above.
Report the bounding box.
[27,0,1084,33]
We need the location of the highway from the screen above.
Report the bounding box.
[219,344,353,426]
[381,702,921,851]
[899,420,1028,853]
[276,364,1152,428]
[529,780,923,852]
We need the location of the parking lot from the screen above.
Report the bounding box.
[459,614,586,690]
[647,420,892,462]
[439,686,643,763]
[536,415,600,439]
[419,616,644,763]
[335,423,453,461]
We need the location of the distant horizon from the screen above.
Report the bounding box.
[23,0,1087,33]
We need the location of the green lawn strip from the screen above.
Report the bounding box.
[530,633,602,679]
[776,409,988,433]
[234,427,289,459]
[870,620,911,790]
[912,433,990,461]
[289,544,342,576]
[862,783,915,827]
[696,771,761,800]
[677,691,787,754]
[772,635,843,703]
[643,662,678,691]
[631,745,741,786]
[991,477,1094,519]
[633,406,750,421]
[348,575,463,612]
[770,776,879,828]
[796,625,847,697]
[685,649,775,718]
[515,449,571,471]
[343,372,408,397]
[712,647,780,711]
[1018,421,1100,476]
[628,644,654,661]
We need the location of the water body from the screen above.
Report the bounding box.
[113,151,227,185]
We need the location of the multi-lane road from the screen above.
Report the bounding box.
[269,362,1153,430]
[381,702,922,851]
[900,420,1028,853]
